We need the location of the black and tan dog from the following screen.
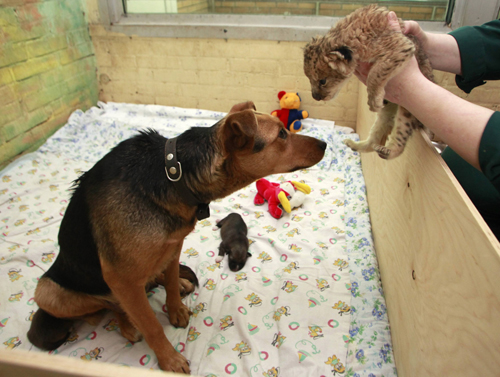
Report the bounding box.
[27,101,326,374]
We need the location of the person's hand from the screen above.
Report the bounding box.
[402,20,430,53]
[354,11,425,105]
[404,16,462,74]
[354,61,372,85]
[387,11,403,32]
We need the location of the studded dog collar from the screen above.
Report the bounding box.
[164,137,210,220]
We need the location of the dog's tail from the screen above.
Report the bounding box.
[179,264,199,287]
[179,264,199,298]
[27,309,73,350]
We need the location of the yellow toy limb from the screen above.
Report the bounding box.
[278,191,292,213]
[291,181,311,194]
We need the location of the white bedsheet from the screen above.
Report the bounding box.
[0,102,396,376]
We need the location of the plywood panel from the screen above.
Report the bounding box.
[0,348,191,377]
[356,83,500,377]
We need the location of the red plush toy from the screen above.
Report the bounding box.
[254,178,311,219]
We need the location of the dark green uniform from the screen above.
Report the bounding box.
[442,20,500,239]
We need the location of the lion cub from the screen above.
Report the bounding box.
[303,4,434,159]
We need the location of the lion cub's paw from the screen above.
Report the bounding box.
[374,145,391,159]
[343,139,357,150]
[368,93,385,113]
[368,101,384,113]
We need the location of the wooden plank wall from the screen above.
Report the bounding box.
[0,348,189,377]
[356,84,500,376]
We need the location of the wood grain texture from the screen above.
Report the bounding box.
[356,83,500,376]
[0,348,192,377]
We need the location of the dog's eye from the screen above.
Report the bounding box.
[319,79,327,86]
[279,128,288,140]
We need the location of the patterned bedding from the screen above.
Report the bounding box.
[0,102,397,377]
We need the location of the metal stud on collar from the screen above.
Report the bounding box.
[165,161,182,182]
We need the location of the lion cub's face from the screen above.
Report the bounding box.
[303,38,356,102]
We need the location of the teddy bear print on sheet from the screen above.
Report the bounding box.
[178,168,351,376]
[0,154,94,356]
[0,163,350,376]
[0,103,397,377]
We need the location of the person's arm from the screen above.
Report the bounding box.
[355,12,494,171]
[449,20,500,94]
[403,20,462,75]
[384,58,494,171]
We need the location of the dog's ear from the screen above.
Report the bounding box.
[222,109,257,155]
[216,217,226,228]
[228,101,256,114]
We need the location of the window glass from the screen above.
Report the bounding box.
[125,0,449,21]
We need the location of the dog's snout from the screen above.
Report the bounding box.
[318,141,327,151]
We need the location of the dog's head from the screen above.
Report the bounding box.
[303,36,356,101]
[219,102,326,186]
[227,246,251,272]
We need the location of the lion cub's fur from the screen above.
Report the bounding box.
[303,4,434,159]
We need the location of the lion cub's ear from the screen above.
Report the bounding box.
[325,46,353,74]
[329,46,352,61]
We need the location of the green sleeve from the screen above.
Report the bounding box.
[479,111,500,193]
[449,20,500,93]
[441,113,500,239]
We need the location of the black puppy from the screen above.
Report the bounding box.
[215,213,251,271]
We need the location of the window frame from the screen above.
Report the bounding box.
[448,0,500,29]
[99,0,499,41]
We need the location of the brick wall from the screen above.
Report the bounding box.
[434,70,500,112]
[90,25,359,129]
[213,1,447,20]
[0,0,98,168]
[178,0,210,13]
[87,0,500,133]
[90,26,500,133]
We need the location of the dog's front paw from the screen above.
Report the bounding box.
[168,303,192,328]
[159,352,190,374]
